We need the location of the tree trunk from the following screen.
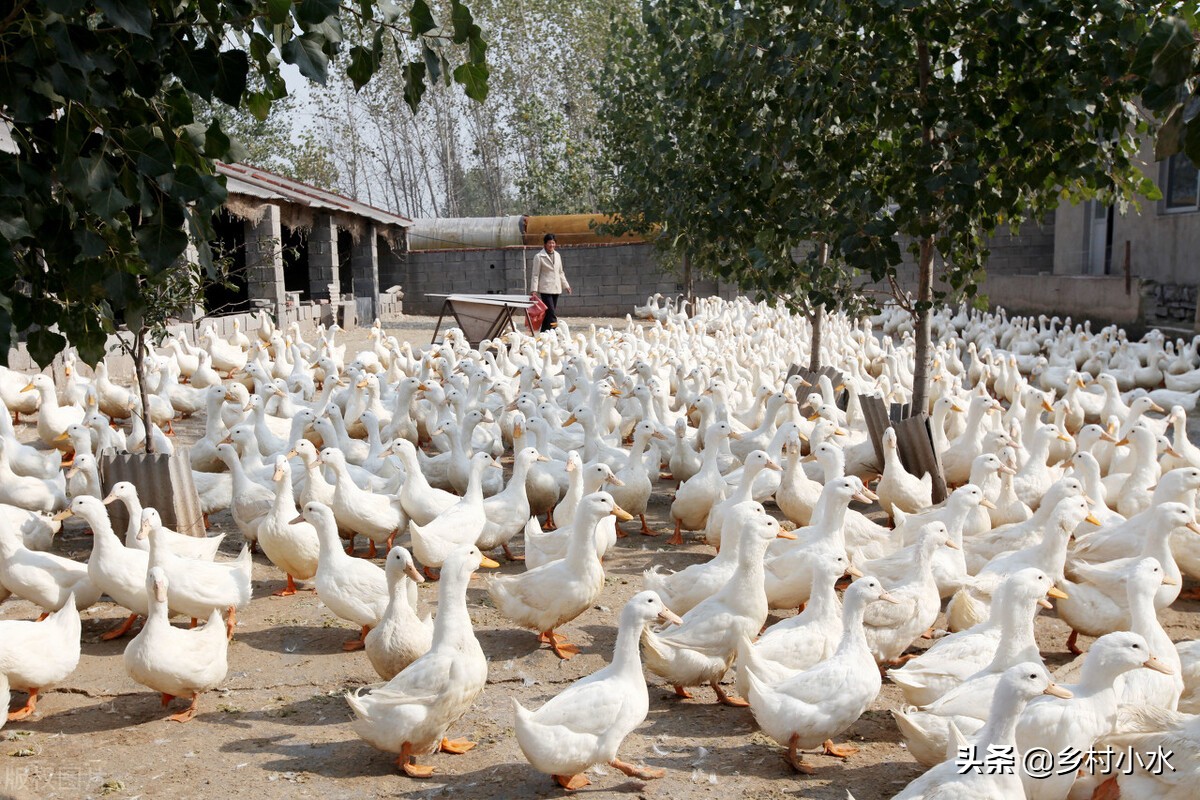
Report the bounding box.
[909,39,935,418]
[809,306,823,373]
[809,241,829,372]
[910,235,936,416]
[682,251,695,314]
[133,327,154,455]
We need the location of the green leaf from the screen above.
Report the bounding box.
[409,0,437,36]
[27,327,68,369]
[1156,105,1185,160]
[0,211,31,241]
[245,91,272,122]
[449,0,477,44]
[347,45,380,90]
[204,119,232,159]
[136,213,190,273]
[402,61,427,113]
[214,50,250,107]
[1185,116,1200,164]
[421,42,442,84]
[135,136,175,178]
[295,0,339,25]
[1151,17,1196,88]
[92,184,130,224]
[95,0,152,38]
[265,0,292,25]
[282,34,329,84]
[453,62,489,102]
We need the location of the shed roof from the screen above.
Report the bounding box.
[216,162,412,229]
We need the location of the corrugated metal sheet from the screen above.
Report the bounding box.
[894,413,948,504]
[407,216,525,250]
[216,162,412,230]
[858,396,947,504]
[523,214,646,246]
[100,448,205,538]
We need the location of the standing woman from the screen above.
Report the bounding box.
[530,233,571,331]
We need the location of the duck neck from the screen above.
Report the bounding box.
[992,598,1040,666]
[724,534,769,601]
[812,497,850,547]
[1127,578,1160,643]
[973,690,1026,753]
[626,434,648,471]
[506,459,533,499]
[567,510,606,567]
[429,568,470,652]
[1024,435,1053,469]
[610,614,650,676]
[120,497,143,546]
[734,463,765,502]
[819,450,846,482]
[1140,529,1178,579]
[1035,525,1073,581]
[806,568,841,619]
[833,590,871,657]
[273,475,298,517]
[464,462,488,504]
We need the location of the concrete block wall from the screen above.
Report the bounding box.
[390,243,733,316]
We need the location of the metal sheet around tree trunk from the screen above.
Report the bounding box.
[893,412,948,505]
[99,446,205,537]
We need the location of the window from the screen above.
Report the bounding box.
[1165,152,1199,212]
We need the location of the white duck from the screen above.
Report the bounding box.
[0,436,67,512]
[888,568,1064,707]
[58,495,148,639]
[302,501,390,651]
[608,421,669,536]
[140,515,252,636]
[642,511,790,704]
[387,438,457,527]
[1057,502,1193,653]
[1094,705,1200,799]
[22,373,85,449]
[345,545,491,778]
[321,447,409,559]
[409,452,498,577]
[643,501,768,615]
[668,421,738,544]
[257,456,321,596]
[0,511,100,613]
[740,577,898,773]
[512,590,681,791]
[364,546,433,680]
[123,567,229,722]
[872,664,1072,800]
[476,447,546,560]
[876,426,933,518]
[862,525,956,664]
[0,597,81,720]
[488,492,624,659]
[136,508,226,561]
[734,551,859,698]
[1016,631,1172,800]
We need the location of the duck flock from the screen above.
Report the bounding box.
[1,297,1200,799]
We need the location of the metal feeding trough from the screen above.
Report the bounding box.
[99,446,205,537]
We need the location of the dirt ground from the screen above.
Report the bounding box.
[2,314,1199,800]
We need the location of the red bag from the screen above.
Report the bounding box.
[526,293,547,333]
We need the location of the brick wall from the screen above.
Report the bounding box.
[390,242,735,316]
[868,212,1058,299]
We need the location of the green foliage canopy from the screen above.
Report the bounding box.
[597,0,1165,410]
[0,0,488,368]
